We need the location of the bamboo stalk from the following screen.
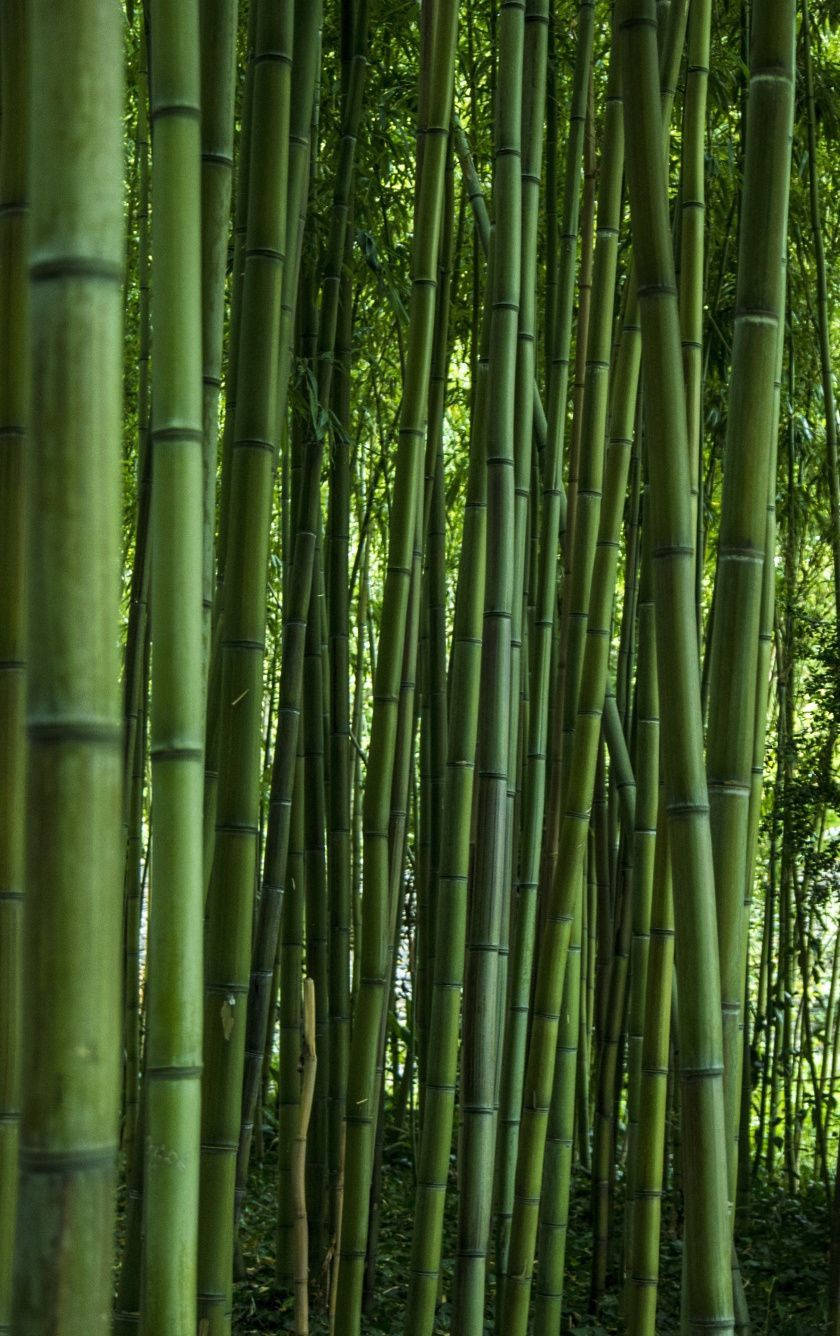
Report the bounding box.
[197,3,293,1328]
[143,0,205,1326]
[0,0,26,1325]
[13,2,124,1327]
[619,0,733,1325]
[294,979,318,1336]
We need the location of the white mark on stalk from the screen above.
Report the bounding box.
[221,995,236,1040]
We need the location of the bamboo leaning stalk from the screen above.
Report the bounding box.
[197,3,292,1329]
[326,21,356,1243]
[121,26,152,845]
[454,4,523,1327]
[334,7,459,1330]
[618,0,734,1327]
[622,556,660,1306]
[143,1,205,1329]
[12,1,124,1329]
[0,0,26,1326]
[704,0,794,1230]
[121,27,152,1182]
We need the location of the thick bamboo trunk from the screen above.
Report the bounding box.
[13,3,125,1327]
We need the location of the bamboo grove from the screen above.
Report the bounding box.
[2,0,840,1332]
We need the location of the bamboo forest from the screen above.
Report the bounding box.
[6,0,840,1332]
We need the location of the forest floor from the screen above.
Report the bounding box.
[233,1122,832,1334]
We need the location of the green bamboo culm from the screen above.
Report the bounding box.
[0,0,27,1327]
[618,0,734,1328]
[199,0,239,695]
[704,0,794,1236]
[12,1,125,1330]
[143,0,205,1330]
[335,5,459,1330]
[626,793,673,1335]
[677,0,710,599]
[121,34,151,1180]
[454,3,523,1327]
[197,1,292,1329]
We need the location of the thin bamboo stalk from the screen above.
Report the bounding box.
[143,2,205,1326]
[199,0,239,692]
[197,3,293,1328]
[626,796,673,1335]
[294,979,317,1336]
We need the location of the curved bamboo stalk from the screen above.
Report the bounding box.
[294,979,317,1336]
[622,556,660,1293]
[303,550,329,1262]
